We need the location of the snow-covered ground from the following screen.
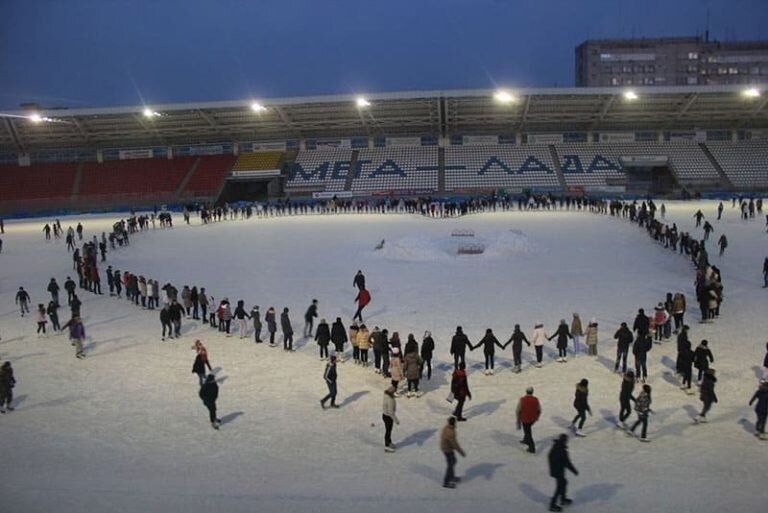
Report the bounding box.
[0,200,766,513]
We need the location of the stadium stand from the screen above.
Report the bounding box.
[78,157,196,198]
[232,151,283,172]
[0,162,77,200]
[705,140,768,190]
[444,145,559,191]
[182,155,237,196]
[286,149,352,191]
[351,147,439,192]
[553,144,627,187]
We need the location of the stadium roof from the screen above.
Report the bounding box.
[2,85,767,152]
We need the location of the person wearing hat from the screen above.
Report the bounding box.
[0,361,16,413]
[547,434,578,512]
[613,322,633,373]
[199,374,221,429]
[304,299,318,338]
[281,307,294,351]
[629,383,652,440]
[584,318,599,356]
[320,355,338,409]
[315,318,331,361]
[516,387,541,453]
[693,339,714,384]
[382,385,399,452]
[390,346,403,393]
[571,379,591,437]
[356,324,371,366]
[695,368,718,423]
[653,302,669,343]
[331,317,347,361]
[749,379,768,440]
[450,326,473,369]
[450,362,471,421]
[440,416,466,489]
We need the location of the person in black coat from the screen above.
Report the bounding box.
[632,334,652,382]
[64,276,77,304]
[320,355,338,409]
[160,303,173,340]
[281,307,294,351]
[330,317,347,361]
[505,324,530,373]
[696,368,718,422]
[106,267,115,296]
[450,326,473,369]
[548,320,572,362]
[47,278,60,305]
[571,379,591,436]
[632,309,649,339]
[473,328,504,375]
[693,339,714,383]
[548,434,578,512]
[675,325,690,375]
[353,270,366,290]
[678,329,694,392]
[199,374,220,429]
[0,361,17,413]
[70,294,82,319]
[304,299,318,338]
[168,300,184,338]
[618,370,636,427]
[315,318,332,360]
[613,322,633,373]
[190,286,199,319]
[420,331,435,379]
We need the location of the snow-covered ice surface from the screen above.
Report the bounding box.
[0,201,766,513]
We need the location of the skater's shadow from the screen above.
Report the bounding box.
[211,367,222,374]
[408,462,442,484]
[8,352,46,361]
[219,411,243,426]
[573,483,623,503]
[738,417,755,434]
[398,428,437,448]
[491,429,517,447]
[463,462,505,482]
[339,390,369,408]
[661,355,676,371]
[752,366,764,380]
[596,355,615,372]
[426,397,453,416]
[551,415,573,430]
[0,336,25,344]
[22,395,85,411]
[519,482,550,506]
[599,408,617,426]
[87,314,132,328]
[216,375,229,384]
[683,404,699,420]
[661,372,679,387]
[12,394,27,406]
[469,399,506,417]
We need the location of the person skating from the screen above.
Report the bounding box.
[64,276,76,304]
[749,380,768,440]
[531,322,549,368]
[320,354,339,409]
[192,340,212,385]
[234,300,250,339]
[570,379,592,437]
[632,308,650,340]
[169,299,185,338]
[70,293,82,319]
[717,234,728,256]
[160,303,173,340]
[570,314,583,356]
[46,300,60,332]
[190,286,199,319]
[421,331,435,379]
[440,416,466,489]
[763,257,768,288]
[693,339,714,383]
[356,323,370,366]
[548,434,579,512]
[62,316,86,359]
[653,303,669,343]
[35,304,47,337]
[281,307,294,351]
[198,288,208,320]
[250,305,263,343]
[199,374,221,429]
[548,319,572,362]
[349,321,360,363]
[628,384,653,441]
[762,341,768,379]
[584,318,598,356]
[315,318,331,360]
[450,362,471,421]
[403,341,423,397]
[694,368,718,423]
[632,332,652,383]
[47,278,60,305]
[382,385,399,452]
[304,299,318,338]
[353,270,366,290]
[672,292,686,333]
[353,287,371,322]
[218,299,232,336]
[266,307,277,346]
[331,317,347,361]
[474,328,504,375]
[370,326,385,373]
[0,362,16,413]
[617,370,636,428]
[15,287,30,317]
[613,322,633,373]
[450,326,473,369]
[677,326,694,393]
[516,387,541,453]
[389,346,403,394]
[505,324,530,373]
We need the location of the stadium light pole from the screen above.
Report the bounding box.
[250,102,267,113]
[743,88,761,99]
[29,113,43,123]
[623,90,639,101]
[356,97,371,108]
[493,90,516,104]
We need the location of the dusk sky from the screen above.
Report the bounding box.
[1,0,766,110]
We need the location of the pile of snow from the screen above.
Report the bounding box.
[378,229,533,261]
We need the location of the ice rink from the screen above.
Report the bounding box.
[0,200,766,513]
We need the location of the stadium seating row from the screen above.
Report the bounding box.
[706,140,768,189]
[232,151,282,172]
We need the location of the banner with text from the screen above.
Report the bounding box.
[463,135,499,145]
[386,137,422,147]
[527,134,563,144]
[119,149,154,160]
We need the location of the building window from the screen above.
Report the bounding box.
[687,77,698,85]
[688,52,699,60]
[687,65,698,73]
[655,77,666,83]
[611,77,620,85]
[729,67,739,75]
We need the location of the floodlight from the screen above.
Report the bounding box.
[250,102,267,113]
[356,97,371,108]
[494,90,516,104]
[143,108,154,118]
[743,88,761,98]
[29,113,43,123]
[623,90,639,101]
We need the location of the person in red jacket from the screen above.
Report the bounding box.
[450,362,471,421]
[516,387,542,453]
[353,287,371,323]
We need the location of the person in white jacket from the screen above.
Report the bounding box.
[530,323,550,368]
[382,386,399,452]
